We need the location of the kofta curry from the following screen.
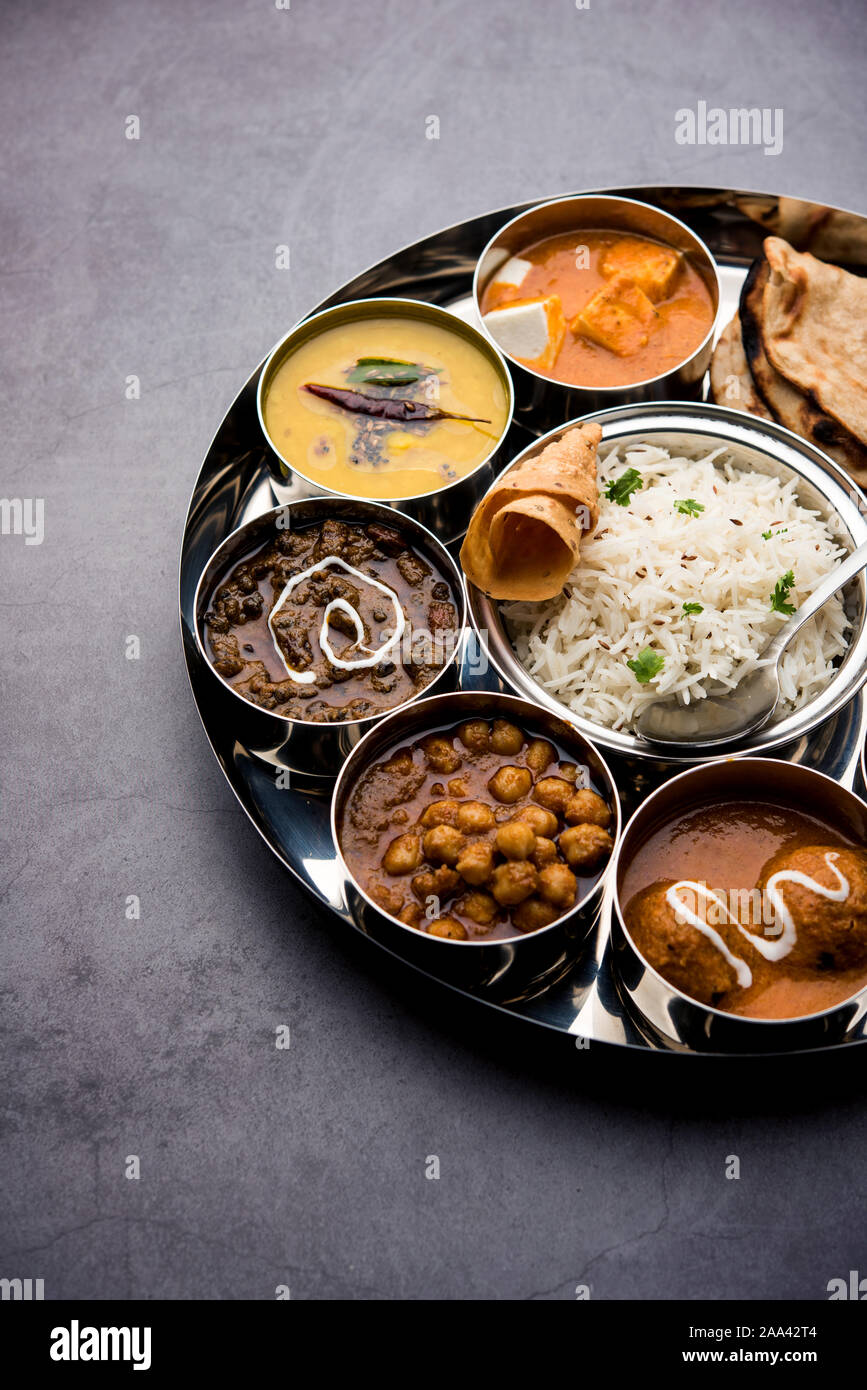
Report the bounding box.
[339,716,615,940]
[621,798,867,1020]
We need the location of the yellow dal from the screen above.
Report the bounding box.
[262,316,509,500]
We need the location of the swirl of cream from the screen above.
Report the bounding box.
[664,882,753,988]
[742,851,849,962]
[267,555,405,684]
[663,851,852,991]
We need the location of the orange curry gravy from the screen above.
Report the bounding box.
[481,230,715,387]
[620,799,867,1020]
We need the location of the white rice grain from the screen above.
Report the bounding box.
[503,443,850,732]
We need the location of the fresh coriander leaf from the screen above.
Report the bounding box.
[674,498,705,517]
[626,647,665,684]
[770,569,796,616]
[604,467,644,506]
[762,526,788,540]
[682,601,703,615]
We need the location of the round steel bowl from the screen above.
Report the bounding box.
[256,297,514,544]
[610,758,867,1052]
[467,402,867,771]
[331,690,622,1003]
[473,195,721,433]
[193,498,465,778]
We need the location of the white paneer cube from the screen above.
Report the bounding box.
[490,255,533,292]
[483,295,566,371]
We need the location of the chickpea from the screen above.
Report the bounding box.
[423,824,466,866]
[532,776,574,815]
[412,866,460,902]
[490,860,538,906]
[457,719,490,753]
[420,799,460,828]
[448,777,469,798]
[422,735,462,774]
[488,765,533,804]
[382,833,423,876]
[460,890,498,926]
[564,789,612,828]
[456,840,495,886]
[513,897,558,933]
[515,805,559,838]
[558,763,580,784]
[399,901,424,929]
[428,917,467,940]
[390,808,409,825]
[525,739,556,775]
[537,862,578,909]
[559,823,615,871]
[495,821,536,860]
[456,800,496,834]
[532,836,558,869]
[491,719,524,755]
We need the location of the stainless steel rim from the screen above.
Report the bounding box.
[611,757,867,1030]
[471,193,722,394]
[179,184,867,1057]
[466,401,867,763]
[255,295,515,505]
[330,689,622,948]
[193,497,467,731]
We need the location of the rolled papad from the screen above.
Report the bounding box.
[762,235,867,444]
[460,421,601,600]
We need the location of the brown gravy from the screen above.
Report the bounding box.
[620,799,867,1020]
[340,717,615,941]
[202,518,459,723]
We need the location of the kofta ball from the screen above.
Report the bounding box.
[624,881,751,1005]
[756,845,867,970]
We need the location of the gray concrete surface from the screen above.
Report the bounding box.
[2,0,867,1300]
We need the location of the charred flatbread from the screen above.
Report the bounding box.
[762,235,867,444]
[735,196,867,265]
[709,313,773,419]
[739,254,867,483]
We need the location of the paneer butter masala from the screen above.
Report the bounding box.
[203,518,459,723]
[481,230,715,388]
[340,717,615,940]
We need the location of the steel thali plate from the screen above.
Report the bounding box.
[179,186,867,1056]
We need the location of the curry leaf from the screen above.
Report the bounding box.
[346,357,440,386]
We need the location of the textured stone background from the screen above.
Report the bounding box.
[2,0,866,1300]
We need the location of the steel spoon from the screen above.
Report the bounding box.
[636,538,867,749]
